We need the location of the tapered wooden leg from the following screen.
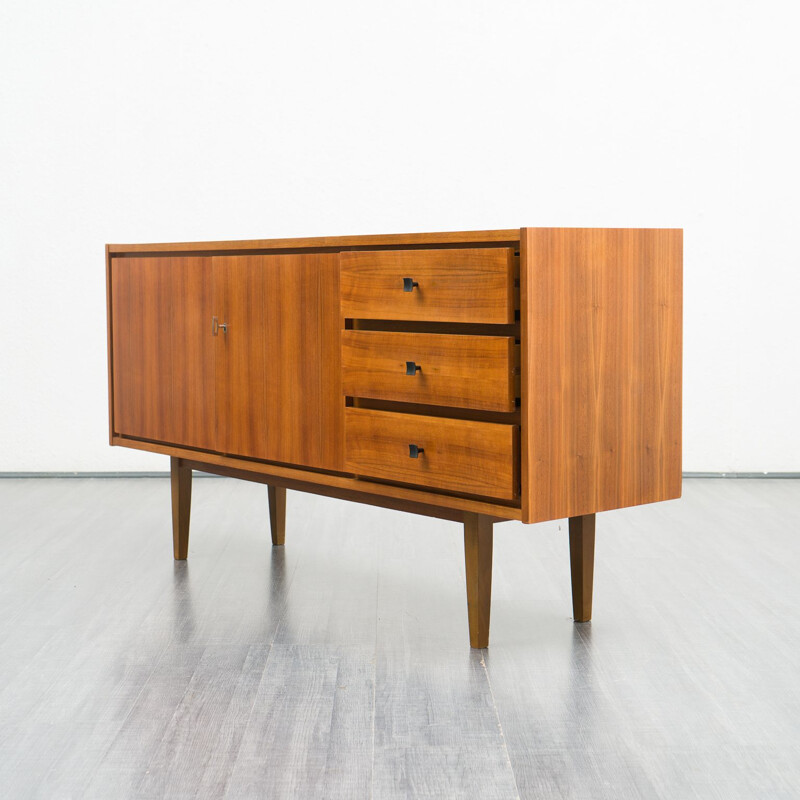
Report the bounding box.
[268,485,286,546]
[569,513,595,622]
[463,512,494,648]
[170,457,192,560]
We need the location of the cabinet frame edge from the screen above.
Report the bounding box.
[105,244,115,445]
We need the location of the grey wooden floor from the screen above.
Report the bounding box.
[0,477,798,799]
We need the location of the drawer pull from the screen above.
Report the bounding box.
[408,444,424,458]
[211,316,229,336]
[405,360,422,375]
[402,277,419,292]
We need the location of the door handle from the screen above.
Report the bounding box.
[212,317,229,336]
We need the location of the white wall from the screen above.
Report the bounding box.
[1,0,798,472]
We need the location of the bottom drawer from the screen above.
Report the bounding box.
[344,408,519,500]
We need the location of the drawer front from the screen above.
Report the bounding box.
[342,330,517,412]
[340,247,516,324]
[344,408,518,500]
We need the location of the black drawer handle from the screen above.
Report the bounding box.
[403,277,419,292]
[405,361,422,375]
[408,444,424,458]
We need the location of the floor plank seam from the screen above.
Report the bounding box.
[221,545,303,797]
[480,652,522,800]
[220,642,275,799]
[264,547,303,646]
[370,550,379,800]
[79,642,166,794]
[83,500,242,794]
[135,651,208,796]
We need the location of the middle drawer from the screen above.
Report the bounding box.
[341,330,518,412]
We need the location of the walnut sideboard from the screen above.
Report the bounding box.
[106,227,682,648]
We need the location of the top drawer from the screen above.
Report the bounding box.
[340,247,517,324]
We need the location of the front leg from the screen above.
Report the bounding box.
[268,485,286,546]
[568,513,595,622]
[463,512,494,648]
[170,457,192,560]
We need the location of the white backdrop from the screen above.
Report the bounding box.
[1,0,798,472]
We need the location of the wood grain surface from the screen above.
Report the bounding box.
[520,228,682,523]
[463,513,493,648]
[110,254,343,471]
[344,408,519,500]
[213,253,342,470]
[170,457,192,560]
[267,485,286,546]
[568,513,595,622]
[212,256,269,460]
[108,228,520,254]
[341,330,517,411]
[110,257,215,449]
[340,247,517,324]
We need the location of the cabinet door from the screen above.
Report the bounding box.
[110,257,215,449]
[212,254,342,471]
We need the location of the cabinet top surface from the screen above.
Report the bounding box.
[107,229,523,255]
[106,227,682,255]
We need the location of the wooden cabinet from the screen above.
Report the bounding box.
[107,227,683,648]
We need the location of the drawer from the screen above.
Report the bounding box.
[342,330,518,412]
[344,408,519,500]
[340,247,517,324]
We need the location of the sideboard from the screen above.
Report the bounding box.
[106,227,682,647]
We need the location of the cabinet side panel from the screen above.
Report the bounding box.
[521,228,682,523]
